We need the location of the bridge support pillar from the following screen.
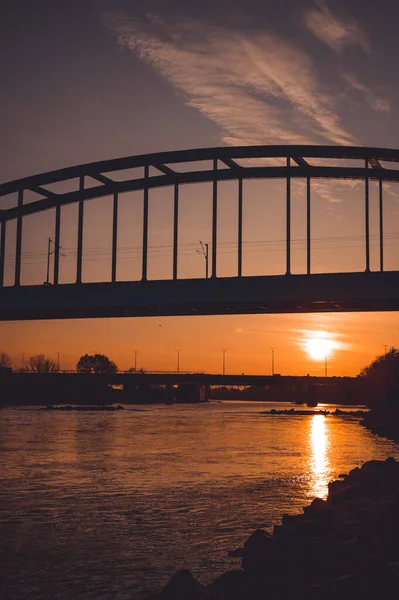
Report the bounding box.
[142,165,149,281]
[0,220,5,287]
[173,184,179,280]
[76,175,84,283]
[379,178,384,272]
[112,192,118,283]
[365,160,370,272]
[211,159,218,278]
[238,178,243,277]
[307,177,311,275]
[54,203,61,285]
[14,190,23,286]
[285,157,291,275]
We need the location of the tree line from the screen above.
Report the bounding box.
[0,352,121,373]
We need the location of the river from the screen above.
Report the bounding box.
[1,401,398,599]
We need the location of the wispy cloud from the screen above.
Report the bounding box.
[342,73,391,113]
[104,10,357,147]
[304,0,370,53]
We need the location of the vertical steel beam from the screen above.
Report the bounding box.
[286,157,291,275]
[112,192,118,283]
[173,184,179,280]
[306,177,311,275]
[76,175,84,283]
[14,190,23,286]
[211,159,218,278]
[0,220,5,288]
[238,178,243,278]
[53,204,61,285]
[142,165,149,281]
[379,178,384,272]
[365,160,370,272]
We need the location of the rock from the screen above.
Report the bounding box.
[160,570,209,600]
[153,460,399,599]
[243,529,272,553]
[227,547,244,558]
[207,570,248,600]
[282,512,298,526]
[303,497,329,516]
[242,529,274,572]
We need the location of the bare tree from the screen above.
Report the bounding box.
[26,354,58,373]
[0,352,12,368]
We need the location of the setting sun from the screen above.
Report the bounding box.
[305,333,336,361]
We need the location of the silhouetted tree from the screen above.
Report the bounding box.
[360,347,399,410]
[76,353,118,374]
[0,352,12,368]
[26,354,58,373]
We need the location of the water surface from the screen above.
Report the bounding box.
[1,401,398,599]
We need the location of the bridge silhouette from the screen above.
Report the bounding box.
[1,145,399,320]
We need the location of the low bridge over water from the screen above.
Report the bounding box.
[1,145,399,320]
[2,371,361,406]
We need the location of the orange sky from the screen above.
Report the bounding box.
[1,310,397,376]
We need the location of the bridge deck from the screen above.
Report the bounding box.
[0,271,398,320]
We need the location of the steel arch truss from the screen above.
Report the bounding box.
[0,145,399,320]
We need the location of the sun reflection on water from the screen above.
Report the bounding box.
[309,414,330,499]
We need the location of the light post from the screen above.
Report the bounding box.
[21,352,25,372]
[56,352,61,372]
[46,238,53,285]
[175,348,180,374]
[221,348,227,375]
[46,237,64,284]
[271,347,275,375]
[134,349,137,372]
[196,240,209,279]
[384,344,388,356]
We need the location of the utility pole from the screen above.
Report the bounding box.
[175,348,180,374]
[46,237,64,284]
[271,347,275,375]
[56,352,61,372]
[221,348,227,375]
[384,344,388,356]
[196,240,209,279]
[21,353,25,371]
[134,350,137,372]
[46,238,53,285]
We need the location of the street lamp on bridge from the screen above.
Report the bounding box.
[221,348,227,375]
[271,347,275,376]
[196,240,209,279]
[175,348,180,374]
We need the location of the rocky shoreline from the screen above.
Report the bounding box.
[362,412,399,444]
[149,457,399,599]
[262,408,367,416]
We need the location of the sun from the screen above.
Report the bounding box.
[305,334,335,361]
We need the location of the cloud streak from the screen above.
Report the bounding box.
[304,0,370,53]
[104,10,357,147]
[342,73,391,113]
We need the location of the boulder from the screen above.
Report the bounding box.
[243,529,272,553]
[207,570,248,600]
[160,570,209,600]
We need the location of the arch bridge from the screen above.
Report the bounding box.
[0,145,399,320]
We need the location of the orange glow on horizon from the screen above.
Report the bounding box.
[0,310,397,377]
[304,331,337,361]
